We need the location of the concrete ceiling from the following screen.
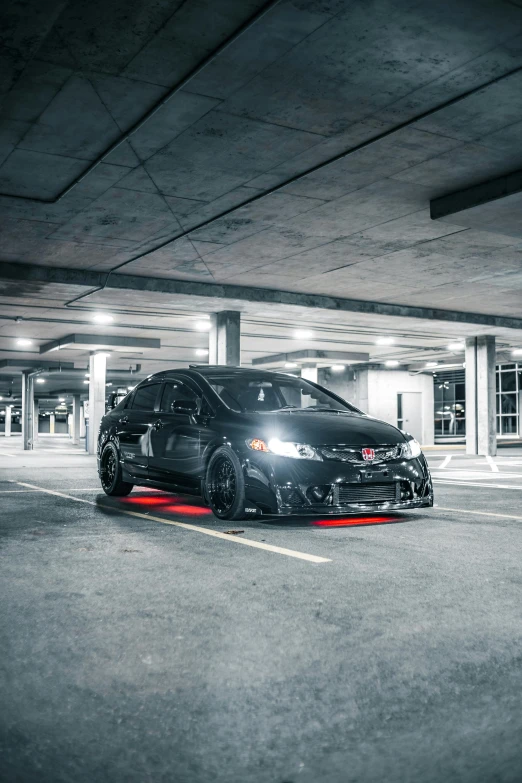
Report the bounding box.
[1,0,522,398]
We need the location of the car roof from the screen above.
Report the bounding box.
[144,366,294,382]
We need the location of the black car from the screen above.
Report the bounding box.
[97,366,433,520]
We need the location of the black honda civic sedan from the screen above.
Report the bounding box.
[97,366,433,520]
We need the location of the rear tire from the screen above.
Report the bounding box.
[205,446,246,520]
[99,442,134,497]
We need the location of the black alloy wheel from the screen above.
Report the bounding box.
[206,446,246,520]
[99,442,134,497]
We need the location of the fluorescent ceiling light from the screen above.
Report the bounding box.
[293,329,313,339]
[92,312,114,324]
[16,338,33,347]
[59,398,65,402]
[331,364,345,372]
[376,336,394,345]
[36,378,46,384]
[195,349,209,356]
[512,348,522,356]
[385,360,400,367]
[127,386,135,391]
[195,321,211,331]
[83,380,89,384]
[448,342,465,351]
[85,373,90,377]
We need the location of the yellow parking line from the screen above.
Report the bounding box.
[15,482,331,564]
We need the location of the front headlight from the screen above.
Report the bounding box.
[402,438,422,459]
[246,437,322,461]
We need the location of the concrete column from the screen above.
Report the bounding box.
[49,412,55,435]
[22,371,34,451]
[88,352,107,455]
[209,311,240,366]
[301,366,318,383]
[72,394,81,445]
[80,403,86,439]
[5,405,12,437]
[465,335,496,456]
[33,399,39,441]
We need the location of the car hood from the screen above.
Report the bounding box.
[239,410,406,446]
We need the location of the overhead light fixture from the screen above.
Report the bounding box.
[36,378,46,384]
[512,348,522,356]
[376,336,394,345]
[331,364,345,372]
[83,380,89,384]
[284,362,298,368]
[426,361,438,368]
[85,373,90,378]
[294,329,314,339]
[385,360,400,367]
[16,338,33,347]
[92,312,114,324]
[195,321,211,331]
[195,349,209,356]
[448,342,465,351]
[127,386,135,391]
[59,398,65,402]
[106,383,112,387]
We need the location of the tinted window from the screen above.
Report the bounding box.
[160,381,199,412]
[207,373,359,413]
[131,383,161,411]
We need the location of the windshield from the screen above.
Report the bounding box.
[206,373,360,414]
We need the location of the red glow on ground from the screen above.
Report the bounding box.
[119,494,211,516]
[313,515,400,527]
[164,504,212,516]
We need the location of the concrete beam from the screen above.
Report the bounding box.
[253,349,370,367]
[40,334,160,353]
[0,359,75,370]
[2,262,522,331]
[431,169,522,220]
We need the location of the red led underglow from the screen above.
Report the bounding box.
[313,515,400,527]
[120,495,178,506]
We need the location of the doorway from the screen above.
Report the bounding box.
[397,392,423,442]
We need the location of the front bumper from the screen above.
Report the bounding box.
[242,451,433,516]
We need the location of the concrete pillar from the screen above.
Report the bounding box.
[72,395,81,445]
[301,366,318,383]
[33,399,39,441]
[88,352,107,455]
[209,311,240,366]
[80,403,86,439]
[49,412,55,435]
[22,371,34,451]
[465,335,496,456]
[5,405,12,437]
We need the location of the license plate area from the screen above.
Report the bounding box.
[359,469,394,483]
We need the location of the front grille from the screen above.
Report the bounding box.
[321,445,401,463]
[338,482,399,504]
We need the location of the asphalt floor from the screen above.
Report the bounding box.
[1,437,522,783]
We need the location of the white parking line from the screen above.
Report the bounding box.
[437,506,522,522]
[438,455,452,469]
[14,482,331,565]
[433,479,522,490]
[486,455,499,472]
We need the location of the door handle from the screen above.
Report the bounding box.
[119,416,128,425]
[153,419,164,431]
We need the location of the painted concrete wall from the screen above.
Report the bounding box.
[320,367,434,445]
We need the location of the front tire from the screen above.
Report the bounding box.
[99,442,134,497]
[205,446,246,520]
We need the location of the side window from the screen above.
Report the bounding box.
[160,381,200,413]
[131,383,161,411]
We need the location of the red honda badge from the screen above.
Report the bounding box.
[361,448,375,461]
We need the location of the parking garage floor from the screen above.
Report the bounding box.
[2,439,522,783]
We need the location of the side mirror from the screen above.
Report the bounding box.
[172,399,198,415]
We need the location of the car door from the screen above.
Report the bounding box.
[117,381,161,479]
[148,378,208,489]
